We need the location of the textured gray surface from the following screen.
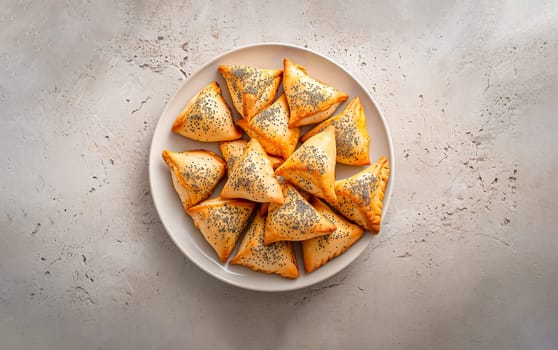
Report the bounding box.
[2,1,558,349]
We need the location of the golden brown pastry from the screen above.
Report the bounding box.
[162,150,226,210]
[218,65,282,120]
[275,126,337,203]
[220,138,284,204]
[172,82,242,142]
[301,97,370,166]
[220,139,282,175]
[230,214,299,279]
[264,182,336,244]
[236,94,300,160]
[283,58,349,127]
[302,198,364,272]
[219,139,248,173]
[329,156,390,233]
[186,197,256,262]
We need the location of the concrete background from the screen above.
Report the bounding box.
[2,1,558,349]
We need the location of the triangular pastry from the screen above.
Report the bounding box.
[221,138,284,204]
[283,58,349,127]
[172,81,242,142]
[218,65,283,120]
[301,97,370,166]
[230,214,299,279]
[162,150,226,210]
[302,198,364,272]
[186,197,256,262]
[236,94,300,160]
[264,183,336,244]
[275,126,337,203]
[220,140,282,175]
[329,156,390,233]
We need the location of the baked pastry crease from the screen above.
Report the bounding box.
[275,126,337,203]
[302,97,370,166]
[219,139,248,174]
[236,94,300,160]
[218,65,282,120]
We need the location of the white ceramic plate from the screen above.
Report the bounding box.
[149,43,394,292]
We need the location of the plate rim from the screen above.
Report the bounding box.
[148,42,395,292]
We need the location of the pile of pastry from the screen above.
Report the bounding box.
[162,58,390,279]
